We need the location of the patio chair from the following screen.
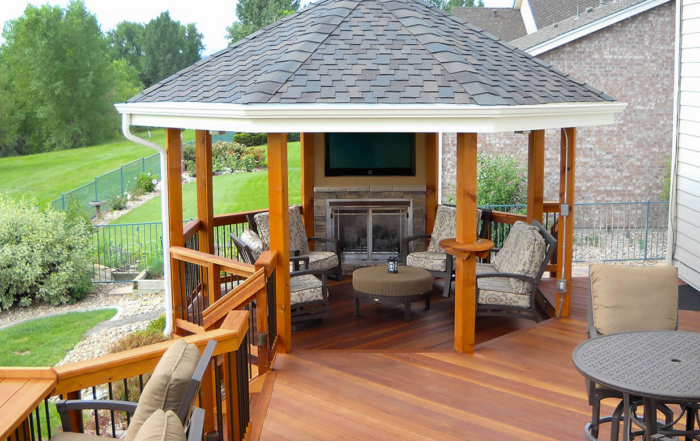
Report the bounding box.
[401,205,491,298]
[474,220,556,322]
[585,263,679,441]
[232,232,330,328]
[249,205,343,281]
[55,339,217,441]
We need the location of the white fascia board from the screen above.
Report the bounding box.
[526,0,671,56]
[521,0,538,34]
[115,102,627,134]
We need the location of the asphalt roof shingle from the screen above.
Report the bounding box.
[450,7,527,41]
[127,0,615,106]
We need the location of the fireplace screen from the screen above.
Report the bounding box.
[327,200,412,262]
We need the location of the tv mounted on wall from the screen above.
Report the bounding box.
[324,133,416,177]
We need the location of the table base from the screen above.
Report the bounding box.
[354,290,431,322]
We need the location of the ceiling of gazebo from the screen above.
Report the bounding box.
[116,0,626,133]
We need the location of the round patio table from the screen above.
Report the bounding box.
[572,331,700,441]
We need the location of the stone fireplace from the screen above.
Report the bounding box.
[314,186,426,273]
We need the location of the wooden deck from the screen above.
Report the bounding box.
[258,277,700,440]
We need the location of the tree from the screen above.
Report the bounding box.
[0,1,115,153]
[426,0,483,12]
[141,12,203,87]
[226,0,299,44]
[107,21,145,77]
[111,58,144,104]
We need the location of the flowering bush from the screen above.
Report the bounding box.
[109,193,129,210]
[444,154,526,207]
[132,172,158,196]
[0,196,92,309]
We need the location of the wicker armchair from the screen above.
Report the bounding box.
[401,205,491,298]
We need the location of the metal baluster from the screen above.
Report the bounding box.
[92,387,99,435]
[124,378,130,425]
[108,383,116,437]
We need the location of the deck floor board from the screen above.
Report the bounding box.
[260,277,700,440]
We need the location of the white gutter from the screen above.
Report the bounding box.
[666,0,682,266]
[121,114,174,336]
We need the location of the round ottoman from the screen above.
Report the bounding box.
[352,265,433,322]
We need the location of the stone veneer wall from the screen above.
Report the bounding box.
[314,186,427,272]
[441,2,676,203]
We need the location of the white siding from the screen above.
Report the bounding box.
[671,0,700,290]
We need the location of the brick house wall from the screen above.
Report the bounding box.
[441,1,676,203]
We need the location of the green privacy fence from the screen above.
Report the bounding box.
[92,201,670,284]
[51,154,160,217]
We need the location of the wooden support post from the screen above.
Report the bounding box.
[66,391,83,433]
[166,128,185,335]
[527,130,545,224]
[425,133,439,234]
[267,133,291,353]
[557,128,576,318]
[300,133,315,250]
[454,133,478,354]
[196,130,218,305]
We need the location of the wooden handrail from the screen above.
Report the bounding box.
[0,368,57,441]
[212,206,304,228]
[202,268,266,329]
[254,250,278,277]
[52,311,248,395]
[183,219,202,243]
[170,246,255,277]
[490,211,527,224]
[544,201,560,213]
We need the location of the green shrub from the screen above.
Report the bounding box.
[444,154,526,206]
[132,172,158,196]
[287,133,300,142]
[109,193,129,211]
[0,196,92,309]
[146,314,166,334]
[147,257,164,278]
[233,132,267,147]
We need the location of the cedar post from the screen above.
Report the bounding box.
[557,128,576,318]
[267,134,291,353]
[166,128,184,335]
[196,130,218,305]
[454,133,478,354]
[527,130,545,224]
[301,133,315,250]
[425,133,439,234]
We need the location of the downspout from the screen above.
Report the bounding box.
[121,114,174,336]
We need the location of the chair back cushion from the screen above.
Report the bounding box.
[492,221,546,294]
[241,229,266,261]
[125,340,201,441]
[134,410,186,441]
[590,263,678,335]
[428,206,457,252]
[254,205,310,255]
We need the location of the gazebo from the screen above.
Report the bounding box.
[115,0,625,357]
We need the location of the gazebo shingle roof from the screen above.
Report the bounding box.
[128,0,614,106]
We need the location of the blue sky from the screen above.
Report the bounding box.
[1,0,514,56]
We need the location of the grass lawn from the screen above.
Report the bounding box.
[0,130,195,204]
[0,309,116,367]
[113,141,302,223]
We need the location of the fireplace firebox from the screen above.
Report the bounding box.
[326,199,413,263]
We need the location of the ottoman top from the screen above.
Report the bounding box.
[352,265,433,297]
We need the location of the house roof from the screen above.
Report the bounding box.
[512,0,670,53]
[528,0,599,28]
[450,7,527,41]
[127,0,614,107]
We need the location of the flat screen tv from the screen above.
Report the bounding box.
[325,133,416,177]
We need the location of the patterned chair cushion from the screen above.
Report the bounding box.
[241,229,265,261]
[427,206,483,253]
[290,274,324,305]
[290,251,338,271]
[254,205,310,255]
[406,251,446,272]
[476,263,530,307]
[492,222,546,295]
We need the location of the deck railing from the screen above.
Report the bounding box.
[1,312,252,441]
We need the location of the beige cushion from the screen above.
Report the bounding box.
[134,410,187,441]
[590,263,678,335]
[290,274,324,305]
[125,339,200,441]
[254,205,310,255]
[492,222,545,294]
[476,263,530,308]
[428,206,457,252]
[407,251,447,272]
[241,229,265,261]
[290,251,338,271]
[52,432,101,441]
